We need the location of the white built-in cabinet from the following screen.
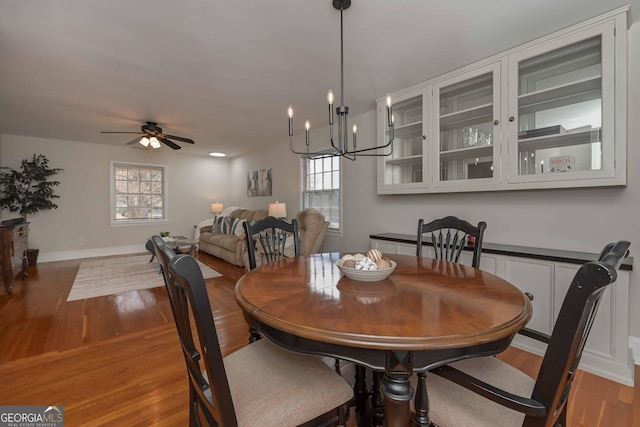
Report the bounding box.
[370,237,633,386]
[377,7,627,194]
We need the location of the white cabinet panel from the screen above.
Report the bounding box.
[505,258,554,334]
[555,264,613,358]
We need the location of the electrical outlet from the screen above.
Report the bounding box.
[79,238,85,246]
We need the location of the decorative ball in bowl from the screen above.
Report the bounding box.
[336,250,396,282]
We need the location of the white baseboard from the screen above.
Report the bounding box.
[39,244,147,263]
[629,336,640,365]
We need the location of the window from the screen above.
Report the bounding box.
[110,162,167,225]
[302,157,340,230]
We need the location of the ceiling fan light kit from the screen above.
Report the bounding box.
[101,121,195,150]
[288,0,394,161]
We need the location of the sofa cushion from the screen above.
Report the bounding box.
[231,209,248,220]
[201,233,242,252]
[237,209,268,221]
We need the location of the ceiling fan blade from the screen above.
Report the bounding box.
[100,131,144,134]
[164,134,195,144]
[126,137,142,145]
[158,136,182,150]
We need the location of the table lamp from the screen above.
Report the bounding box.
[268,201,287,219]
[210,202,224,215]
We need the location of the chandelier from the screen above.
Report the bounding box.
[288,0,394,160]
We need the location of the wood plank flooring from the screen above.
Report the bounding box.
[0,251,638,426]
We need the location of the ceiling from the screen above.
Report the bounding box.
[0,0,636,158]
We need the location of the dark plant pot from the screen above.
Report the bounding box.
[26,248,39,267]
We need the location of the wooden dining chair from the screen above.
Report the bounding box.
[421,240,630,427]
[416,215,487,268]
[412,216,488,421]
[167,253,353,427]
[152,235,204,427]
[243,215,301,271]
[243,216,302,342]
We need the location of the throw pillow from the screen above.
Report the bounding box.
[213,215,226,234]
[231,218,246,237]
[220,216,234,234]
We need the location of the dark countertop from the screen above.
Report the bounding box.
[370,233,633,271]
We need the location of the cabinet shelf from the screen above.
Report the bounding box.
[385,154,423,166]
[518,77,601,116]
[391,121,422,139]
[439,103,493,131]
[518,128,601,152]
[440,145,493,161]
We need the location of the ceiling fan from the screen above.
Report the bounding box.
[101,121,195,150]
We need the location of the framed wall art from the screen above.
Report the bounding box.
[247,168,272,197]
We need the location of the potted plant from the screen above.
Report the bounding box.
[0,154,63,265]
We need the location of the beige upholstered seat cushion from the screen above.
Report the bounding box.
[224,338,353,427]
[424,357,535,427]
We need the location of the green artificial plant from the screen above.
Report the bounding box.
[0,154,63,221]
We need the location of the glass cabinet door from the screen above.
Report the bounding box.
[433,62,501,187]
[378,93,426,191]
[508,22,615,182]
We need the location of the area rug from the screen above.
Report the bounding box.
[67,254,221,301]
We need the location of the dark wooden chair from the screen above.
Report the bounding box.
[151,235,202,426]
[243,216,301,342]
[423,240,630,427]
[167,253,353,427]
[243,215,301,271]
[416,215,487,268]
[412,216,488,422]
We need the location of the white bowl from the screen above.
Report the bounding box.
[336,260,397,282]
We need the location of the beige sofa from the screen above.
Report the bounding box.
[241,208,330,270]
[198,209,268,266]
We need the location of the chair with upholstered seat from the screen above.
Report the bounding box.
[243,216,302,342]
[243,215,301,271]
[164,253,353,427]
[412,216,488,419]
[422,240,630,427]
[417,215,487,268]
[152,235,203,426]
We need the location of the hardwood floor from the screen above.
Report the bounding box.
[0,251,638,426]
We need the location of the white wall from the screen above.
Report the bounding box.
[229,22,640,339]
[0,134,230,261]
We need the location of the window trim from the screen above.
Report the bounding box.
[109,161,169,227]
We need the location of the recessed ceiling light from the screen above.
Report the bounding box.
[209,152,226,157]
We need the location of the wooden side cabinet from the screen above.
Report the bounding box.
[1,222,29,294]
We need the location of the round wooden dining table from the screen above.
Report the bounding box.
[234,253,532,427]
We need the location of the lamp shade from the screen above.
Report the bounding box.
[268,201,287,218]
[210,202,224,214]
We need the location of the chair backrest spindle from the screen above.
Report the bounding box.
[244,216,301,271]
[418,216,487,268]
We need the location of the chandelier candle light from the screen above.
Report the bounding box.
[288,0,395,160]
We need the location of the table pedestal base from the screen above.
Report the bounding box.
[379,375,412,427]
